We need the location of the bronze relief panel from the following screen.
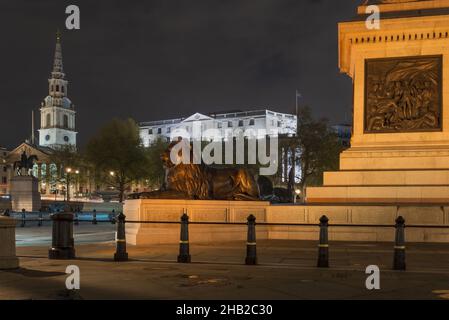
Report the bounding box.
[364,55,442,133]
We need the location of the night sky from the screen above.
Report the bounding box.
[0,0,361,149]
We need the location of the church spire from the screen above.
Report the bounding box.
[39,31,77,149]
[51,30,64,79]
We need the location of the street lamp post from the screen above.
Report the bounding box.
[65,168,72,202]
[109,171,118,200]
[65,168,80,202]
[110,171,115,188]
[75,170,79,198]
[294,188,301,204]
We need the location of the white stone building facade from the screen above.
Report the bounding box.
[139,110,297,146]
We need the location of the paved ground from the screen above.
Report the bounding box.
[3,226,449,300]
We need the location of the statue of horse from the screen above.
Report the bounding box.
[13,151,38,176]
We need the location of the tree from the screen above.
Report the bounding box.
[49,145,82,170]
[286,106,344,199]
[144,137,169,190]
[85,118,151,202]
[48,145,86,201]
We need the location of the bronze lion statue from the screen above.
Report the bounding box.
[129,139,261,201]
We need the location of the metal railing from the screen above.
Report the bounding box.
[3,208,117,226]
[115,213,410,270]
[6,208,449,271]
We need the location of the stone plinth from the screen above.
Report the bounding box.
[266,204,449,243]
[0,216,19,269]
[124,200,449,244]
[10,176,41,212]
[124,199,270,245]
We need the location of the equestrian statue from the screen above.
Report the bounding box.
[13,151,38,176]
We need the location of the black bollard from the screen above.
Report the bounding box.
[111,209,116,225]
[74,209,79,225]
[177,213,191,263]
[114,212,128,261]
[92,209,97,225]
[317,215,329,268]
[48,210,75,259]
[38,209,43,227]
[393,216,406,271]
[245,214,257,265]
[21,209,26,227]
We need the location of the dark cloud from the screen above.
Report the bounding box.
[0,0,359,149]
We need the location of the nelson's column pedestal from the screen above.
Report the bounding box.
[309,0,449,203]
[305,0,449,240]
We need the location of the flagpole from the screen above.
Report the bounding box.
[31,110,35,145]
[295,90,298,115]
[295,90,301,116]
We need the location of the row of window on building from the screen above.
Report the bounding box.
[147,118,284,135]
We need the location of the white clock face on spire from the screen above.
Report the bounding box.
[38,32,77,149]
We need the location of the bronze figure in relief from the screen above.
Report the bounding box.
[365,56,442,133]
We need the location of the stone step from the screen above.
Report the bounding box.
[324,170,449,186]
[306,185,449,204]
[339,147,449,170]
